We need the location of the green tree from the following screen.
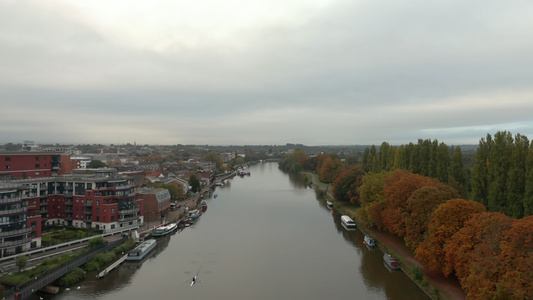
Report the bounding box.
[88,236,105,247]
[204,152,223,173]
[15,255,28,272]
[189,174,201,193]
[449,146,467,197]
[88,160,107,168]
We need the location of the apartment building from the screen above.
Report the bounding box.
[0,152,63,178]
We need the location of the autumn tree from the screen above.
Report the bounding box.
[402,183,460,250]
[317,154,345,183]
[443,212,513,299]
[278,149,307,173]
[332,165,365,204]
[381,170,439,237]
[495,216,533,299]
[415,198,486,272]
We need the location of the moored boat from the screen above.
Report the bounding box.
[188,209,200,220]
[326,201,333,208]
[341,215,356,230]
[363,235,376,248]
[153,222,178,237]
[383,253,400,270]
[126,239,157,261]
[200,200,208,212]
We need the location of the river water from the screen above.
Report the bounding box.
[45,162,430,300]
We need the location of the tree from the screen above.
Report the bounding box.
[495,216,533,299]
[88,160,107,168]
[16,255,28,272]
[402,183,460,250]
[88,236,105,247]
[442,212,513,299]
[357,171,390,228]
[381,170,439,237]
[317,154,345,183]
[189,174,201,193]
[448,146,467,198]
[332,165,365,204]
[415,198,486,272]
[205,152,223,173]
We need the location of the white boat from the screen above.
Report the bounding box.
[383,253,400,270]
[326,201,333,208]
[126,239,157,261]
[364,235,376,248]
[341,215,356,230]
[153,222,178,237]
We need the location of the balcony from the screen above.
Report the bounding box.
[1,207,27,215]
[0,227,32,238]
[64,200,73,205]
[118,207,140,215]
[0,237,32,249]
[40,209,48,214]
[0,197,22,204]
[118,215,139,223]
[83,210,92,215]
[84,201,93,207]
[64,209,73,213]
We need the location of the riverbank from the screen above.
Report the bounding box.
[306,172,465,300]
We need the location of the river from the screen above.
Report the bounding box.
[42,162,430,300]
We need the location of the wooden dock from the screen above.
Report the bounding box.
[98,254,128,278]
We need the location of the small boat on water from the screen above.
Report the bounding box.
[326,201,333,208]
[126,239,157,261]
[341,215,356,230]
[383,253,400,270]
[188,209,200,220]
[153,222,178,237]
[200,200,208,212]
[213,193,218,199]
[363,235,376,248]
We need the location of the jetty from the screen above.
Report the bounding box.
[97,254,128,278]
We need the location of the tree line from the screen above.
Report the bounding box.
[278,131,533,299]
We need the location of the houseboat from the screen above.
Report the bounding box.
[153,222,178,237]
[364,235,376,248]
[341,215,356,230]
[126,239,157,261]
[383,253,400,270]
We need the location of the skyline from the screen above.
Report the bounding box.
[2,1,533,146]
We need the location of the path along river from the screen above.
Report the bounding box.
[39,162,430,300]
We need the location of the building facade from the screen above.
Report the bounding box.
[0,168,145,257]
[0,152,62,178]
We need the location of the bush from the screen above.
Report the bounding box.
[58,268,86,287]
[88,236,105,248]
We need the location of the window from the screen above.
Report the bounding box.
[5,165,10,169]
[4,157,10,161]
[96,200,100,206]
[35,172,40,176]
[35,156,40,161]
[111,208,115,213]
[35,164,40,168]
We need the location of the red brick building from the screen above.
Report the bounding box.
[137,188,171,224]
[0,152,62,178]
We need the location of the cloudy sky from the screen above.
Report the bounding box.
[2,0,533,146]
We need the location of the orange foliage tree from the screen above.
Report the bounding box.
[381,170,439,237]
[495,216,533,299]
[317,154,345,183]
[415,198,486,272]
[402,183,460,250]
[443,212,513,299]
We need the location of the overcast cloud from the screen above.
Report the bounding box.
[1,0,533,146]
